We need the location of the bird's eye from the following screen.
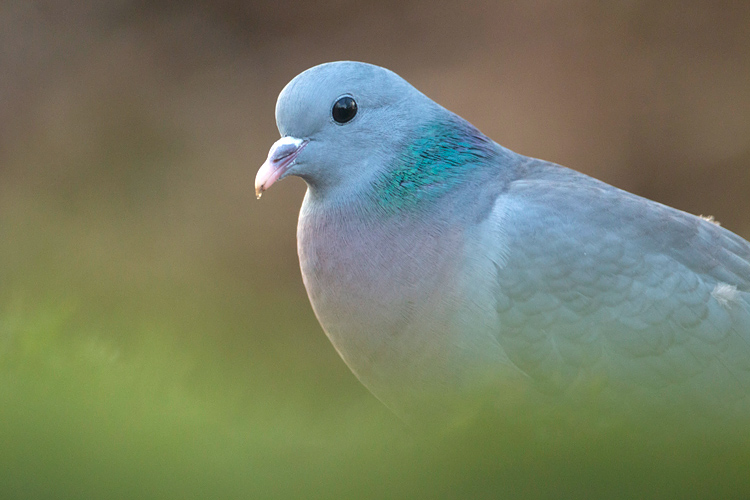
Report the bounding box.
[332,96,357,124]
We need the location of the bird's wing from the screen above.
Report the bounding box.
[475,160,750,414]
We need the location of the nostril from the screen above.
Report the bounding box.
[269,137,307,163]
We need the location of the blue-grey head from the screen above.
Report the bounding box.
[256,61,498,210]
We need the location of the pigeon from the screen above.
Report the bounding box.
[255,61,750,426]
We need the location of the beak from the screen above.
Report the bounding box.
[255,137,307,199]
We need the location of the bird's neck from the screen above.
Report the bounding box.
[366,115,501,215]
[302,114,506,220]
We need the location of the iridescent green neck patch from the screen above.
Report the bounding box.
[371,117,497,213]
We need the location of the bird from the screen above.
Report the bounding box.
[255,61,750,428]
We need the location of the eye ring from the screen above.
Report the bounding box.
[332,95,357,124]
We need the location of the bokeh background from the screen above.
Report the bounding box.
[2,1,750,498]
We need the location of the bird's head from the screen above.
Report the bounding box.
[255,61,437,200]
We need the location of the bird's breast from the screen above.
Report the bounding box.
[296,202,510,416]
[297,207,462,355]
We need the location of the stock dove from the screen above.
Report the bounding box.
[256,61,750,426]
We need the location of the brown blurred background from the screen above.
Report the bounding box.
[1,2,749,498]
[3,1,749,288]
[4,2,750,270]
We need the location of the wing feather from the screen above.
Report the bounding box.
[478,160,750,415]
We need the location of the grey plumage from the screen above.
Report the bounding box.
[256,61,750,426]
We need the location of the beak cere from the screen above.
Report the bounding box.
[255,137,307,198]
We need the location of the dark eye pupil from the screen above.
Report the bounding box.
[332,96,357,123]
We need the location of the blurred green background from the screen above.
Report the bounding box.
[1,1,750,498]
